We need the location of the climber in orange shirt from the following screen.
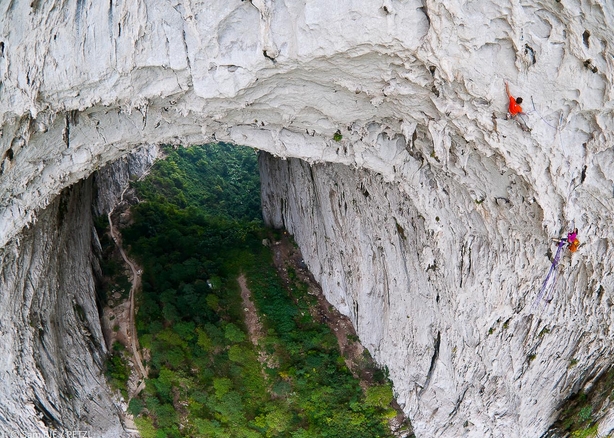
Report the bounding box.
[506,81,524,117]
[553,228,580,252]
[566,228,580,252]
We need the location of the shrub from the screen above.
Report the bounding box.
[578,405,592,422]
[128,398,144,417]
[365,384,393,408]
[135,416,157,438]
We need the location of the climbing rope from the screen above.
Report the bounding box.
[533,239,565,311]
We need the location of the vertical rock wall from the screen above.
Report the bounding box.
[0,146,157,436]
[0,178,125,436]
[260,151,614,438]
[93,144,160,216]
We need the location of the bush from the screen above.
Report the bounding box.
[128,398,144,417]
[365,384,393,408]
[578,405,592,422]
[224,323,246,343]
[135,416,157,438]
[106,353,130,390]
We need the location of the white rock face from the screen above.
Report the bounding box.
[260,152,614,437]
[93,143,160,216]
[0,178,126,436]
[0,147,156,436]
[1,0,614,437]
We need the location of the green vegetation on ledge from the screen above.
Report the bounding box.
[546,366,614,438]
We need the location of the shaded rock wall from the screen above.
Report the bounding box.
[0,178,125,436]
[93,143,160,216]
[0,145,157,436]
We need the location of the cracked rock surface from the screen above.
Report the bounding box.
[1,1,614,437]
[0,178,125,436]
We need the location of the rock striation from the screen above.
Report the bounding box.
[93,144,160,217]
[0,145,157,436]
[0,178,125,436]
[1,0,614,437]
[260,151,614,437]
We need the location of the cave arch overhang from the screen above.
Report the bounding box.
[2,0,612,249]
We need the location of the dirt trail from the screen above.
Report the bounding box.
[238,274,264,346]
[107,191,147,395]
[238,274,277,370]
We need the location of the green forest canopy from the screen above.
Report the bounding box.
[113,144,401,438]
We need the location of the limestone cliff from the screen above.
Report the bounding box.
[0,145,157,436]
[1,0,614,437]
[0,178,125,435]
[260,152,613,437]
[93,144,160,217]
